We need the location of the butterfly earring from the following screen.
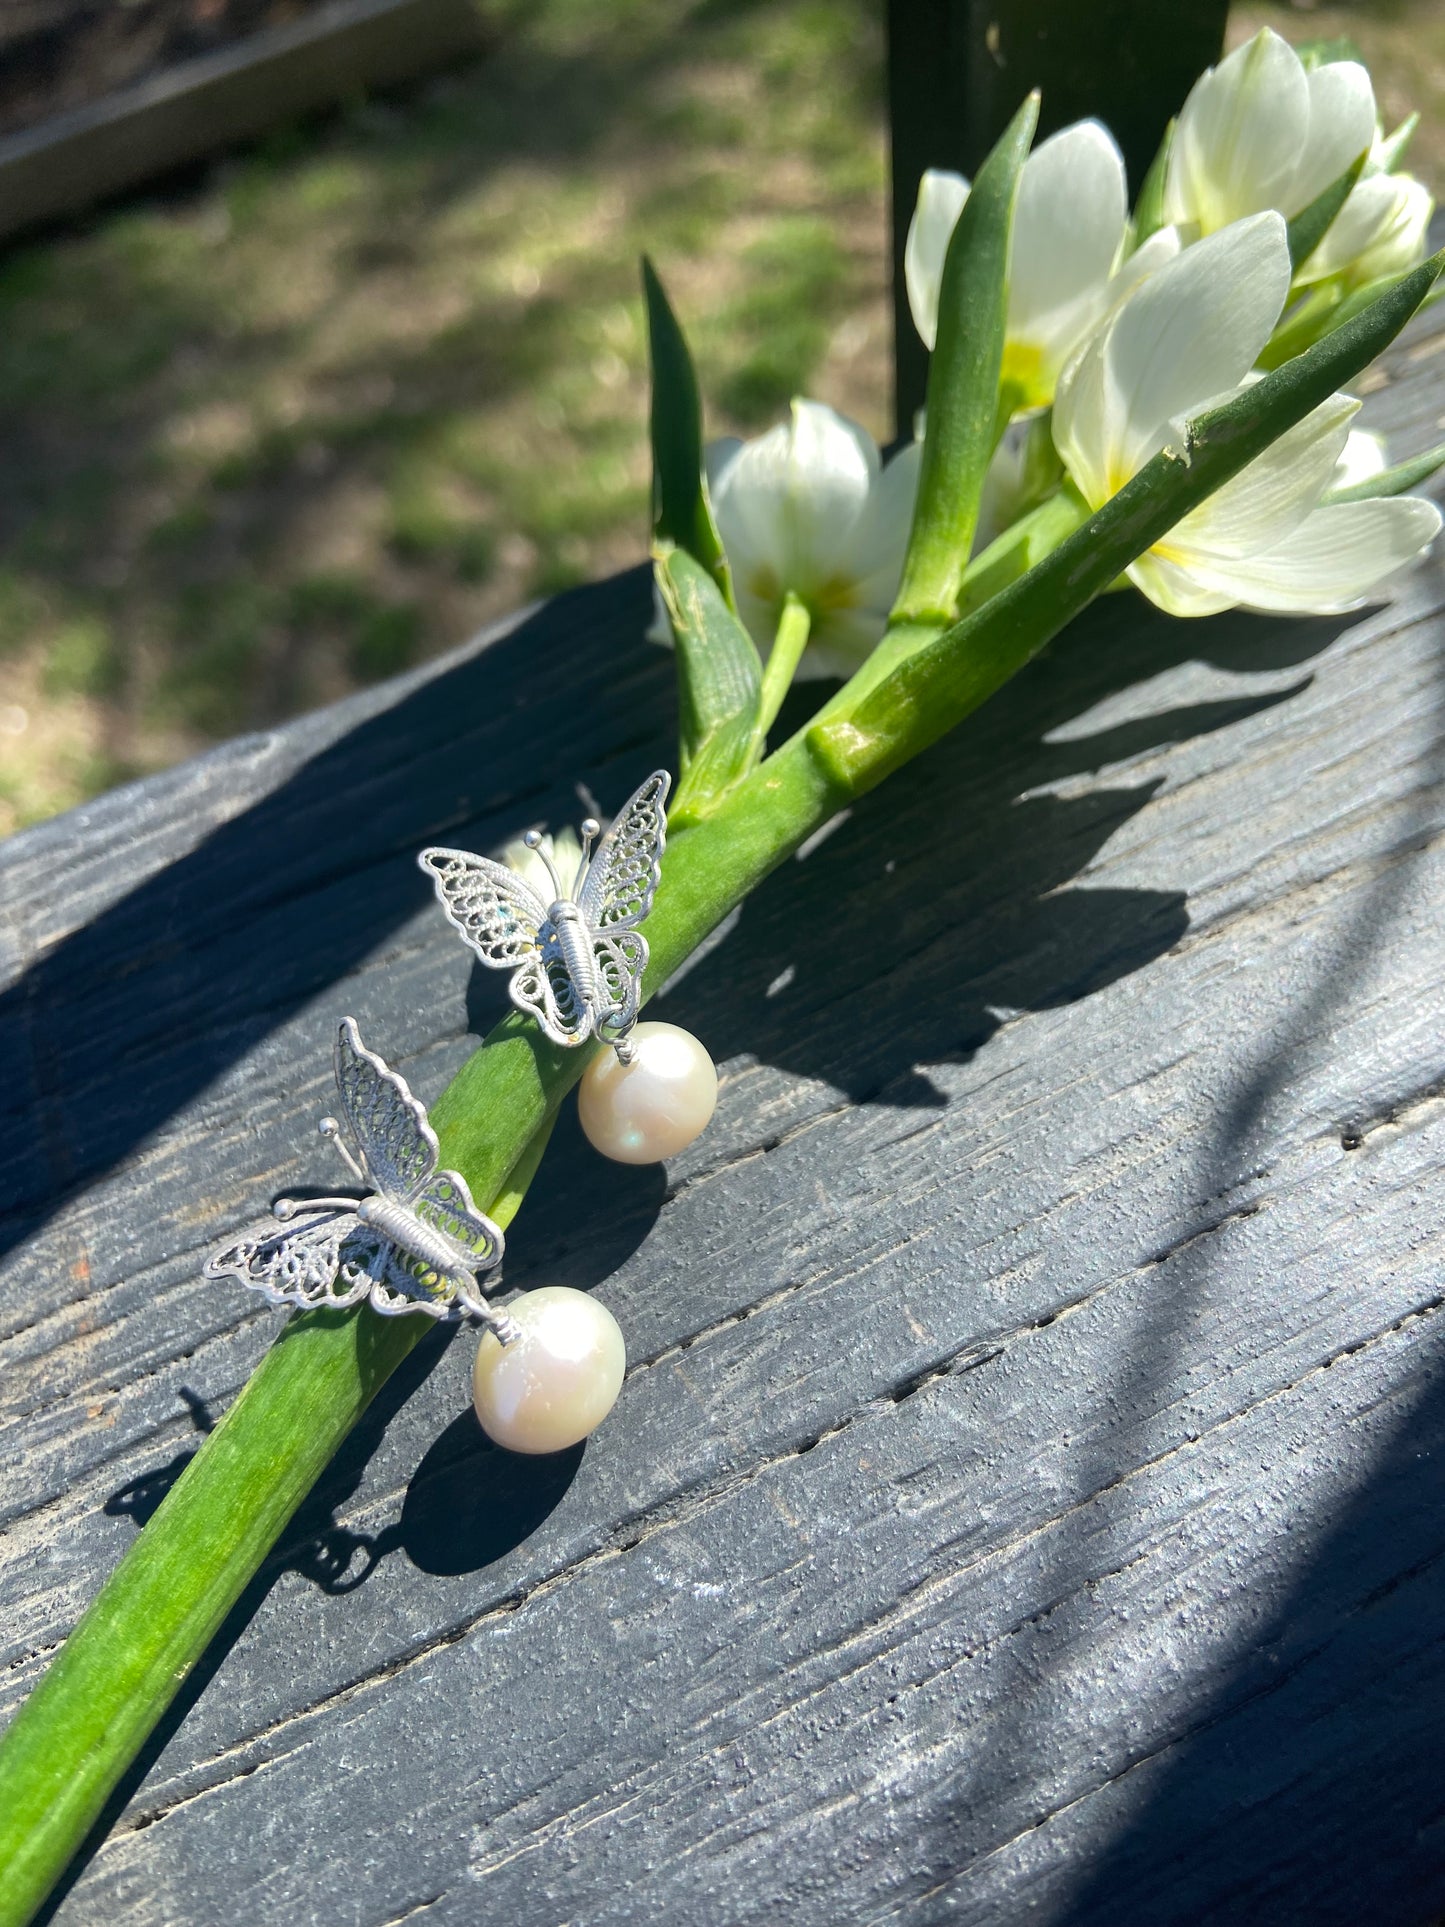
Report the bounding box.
[206,1018,627,1452]
[419,769,718,1164]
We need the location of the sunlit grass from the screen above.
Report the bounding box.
[0,0,888,834]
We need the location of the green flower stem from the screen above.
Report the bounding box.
[953,487,1092,620]
[755,593,812,740]
[0,241,1438,1927]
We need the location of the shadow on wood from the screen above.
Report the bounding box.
[891,598,1445,1925]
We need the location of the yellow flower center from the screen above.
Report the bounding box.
[1000,338,1050,412]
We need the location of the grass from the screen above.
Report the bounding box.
[0,0,888,835]
[0,0,1438,835]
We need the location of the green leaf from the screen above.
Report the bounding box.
[1286,148,1367,273]
[642,256,734,606]
[890,91,1039,628]
[811,246,1445,794]
[657,542,763,827]
[1132,117,1175,249]
[1258,281,1348,369]
[1376,113,1420,174]
[1262,262,1445,370]
[1327,438,1445,503]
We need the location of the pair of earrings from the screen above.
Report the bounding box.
[205,770,716,1454]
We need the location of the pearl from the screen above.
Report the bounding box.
[577,1021,718,1163]
[472,1287,626,1454]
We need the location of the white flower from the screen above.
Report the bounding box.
[1296,165,1433,288]
[1163,28,1377,236]
[1053,212,1441,616]
[705,400,921,679]
[905,121,1175,411]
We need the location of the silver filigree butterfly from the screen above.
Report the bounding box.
[204,1018,514,1332]
[419,770,669,1059]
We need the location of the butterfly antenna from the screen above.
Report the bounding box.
[574,817,601,896]
[274,1194,360,1220]
[318,1115,367,1186]
[523,828,567,901]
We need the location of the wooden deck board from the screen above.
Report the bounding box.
[4,301,1445,1923]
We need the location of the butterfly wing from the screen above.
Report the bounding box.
[334,1018,438,1203]
[364,1240,464,1320]
[361,1170,506,1320]
[418,847,548,969]
[578,770,669,933]
[204,1208,373,1313]
[412,1169,504,1272]
[592,929,648,1035]
[509,947,593,1046]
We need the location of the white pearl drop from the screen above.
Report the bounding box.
[577,1021,718,1164]
[472,1287,626,1454]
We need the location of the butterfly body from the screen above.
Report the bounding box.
[205,1019,509,1329]
[353,1191,483,1285]
[543,899,601,1011]
[419,771,669,1053]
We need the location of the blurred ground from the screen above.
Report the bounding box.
[0,0,1437,835]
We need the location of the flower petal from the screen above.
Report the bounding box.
[1333,427,1388,491]
[1164,28,1309,233]
[703,437,743,494]
[1107,225,1182,304]
[1172,392,1358,558]
[802,607,886,680]
[1048,230,1183,467]
[1128,550,1238,617]
[1292,60,1376,212]
[1106,211,1291,475]
[849,440,922,607]
[1170,495,1442,612]
[904,169,969,352]
[1297,170,1433,285]
[1009,121,1127,370]
[711,399,878,600]
[1052,312,1116,509]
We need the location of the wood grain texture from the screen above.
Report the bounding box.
[4,296,1445,1925]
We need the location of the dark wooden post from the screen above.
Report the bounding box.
[887,0,1232,433]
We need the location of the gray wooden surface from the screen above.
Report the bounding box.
[5,294,1445,1925]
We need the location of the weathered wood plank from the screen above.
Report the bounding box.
[2,303,1445,1923]
[0,0,488,244]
